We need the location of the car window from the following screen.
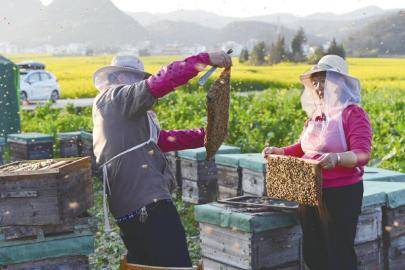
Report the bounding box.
[27,73,41,84]
[40,72,51,81]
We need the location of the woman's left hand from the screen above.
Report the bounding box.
[318,153,339,169]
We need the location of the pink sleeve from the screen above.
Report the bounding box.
[282,142,305,157]
[158,128,205,153]
[342,105,373,166]
[146,53,211,98]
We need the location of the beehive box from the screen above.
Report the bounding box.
[178,145,241,204]
[0,157,93,226]
[215,153,257,200]
[0,137,5,165]
[239,154,267,197]
[79,131,98,176]
[195,203,302,270]
[165,151,182,188]
[265,155,322,206]
[3,256,89,270]
[355,240,383,270]
[364,181,405,270]
[363,167,405,183]
[56,131,82,158]
[0,225,94,266]
[7,133,54,161]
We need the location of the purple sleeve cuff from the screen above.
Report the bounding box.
[146,53,211,98]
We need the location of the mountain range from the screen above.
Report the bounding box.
[0,0,403,55]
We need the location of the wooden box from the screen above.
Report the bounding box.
[7,133,54,161]
[79,131,98,176]
[239,154,267,197]
[178,145,240,204]
[165,151,182,188]
[0,157,93,226]
[355,240,383,270]
[215,154,257,200]
[57,132,81,158]
[2,256,89,270]
[196,203,302,270]
[355,206,382,245]
[0,225,94,266]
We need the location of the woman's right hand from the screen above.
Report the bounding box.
[208,51,232,68]
[262,146,284,158]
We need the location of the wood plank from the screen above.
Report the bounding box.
[242,169,266,197]
[180,159,217,182]
[4,256,89,270]
[355,240,383,270]
[355,206,382,244]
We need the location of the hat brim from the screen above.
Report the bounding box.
[93,65,151,91]
[300,68,357,83]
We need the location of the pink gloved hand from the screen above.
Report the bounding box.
[208,51,232,68]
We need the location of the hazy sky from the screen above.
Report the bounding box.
[40,0,404,17]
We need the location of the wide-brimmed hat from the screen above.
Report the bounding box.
[93,55,151,91]
[300,55,356,82]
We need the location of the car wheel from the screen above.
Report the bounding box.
[50,90,59,103]
[20,91,28,102]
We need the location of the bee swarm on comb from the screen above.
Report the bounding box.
[265,155,322,206]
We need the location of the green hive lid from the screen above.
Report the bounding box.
[177,145,241,160]
[195,203,297,233]
[0,231,94,265]
[364,166,405,182]
[80,131,93,141]
[215,153,258,168]
[362,181,387,208]
[56,131,81,140]
[7,132,54,144]
[364,181,405,209]
[239,153,266,172]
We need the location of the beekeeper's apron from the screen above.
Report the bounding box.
[101,111,160,231]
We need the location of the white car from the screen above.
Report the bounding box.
[20,69,61,102]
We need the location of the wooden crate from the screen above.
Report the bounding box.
[215,154,258,200]
[239,154,267,197]
[355,240,383,270]
[0,227,94,266]
[57,132,81,158]
[196,203,301,270]
[265,155,322,206]
[7,133,54,161]
[178,145,240,204]
[165,151,182,188]
[1,255,89,270]
[355,206,382,245]
[79,131,98,176]
[0,157,93,226]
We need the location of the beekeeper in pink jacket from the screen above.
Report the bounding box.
[263,55,372,270]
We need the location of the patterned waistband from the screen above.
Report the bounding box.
[116,199,172,224]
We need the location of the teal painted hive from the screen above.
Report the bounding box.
[179,145,241,204]
[215,153,258,200]
[7,133,54,161]
[195,203,301,269]
[57,132,82,158]
[239,154,267,196]
[364,166,405,183]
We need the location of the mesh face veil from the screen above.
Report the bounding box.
[94,70,145,92]
[300,70,361,118]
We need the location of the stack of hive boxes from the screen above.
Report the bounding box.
[7,133,54,161]
[0,157,95,269]
[0,137,5,165]
[178,145,241,204]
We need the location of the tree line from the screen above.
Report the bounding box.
[239,28,346,65]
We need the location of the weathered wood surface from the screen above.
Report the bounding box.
[9,142,54,161]
[384,233,405,270]
[355,240,383,270]
[182,179,217,204]
[384,205,405,240]
[242,169,266,197]
[165,152,182,188]
[355,206,382,245]
[180,159,217,182]
[59,138,80,158]
[200,223,302,269]
[266,155,322,206]
[217,165,241,200]
[205,68,231,161]
[3,255,89,270]
[0,157,92,226]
